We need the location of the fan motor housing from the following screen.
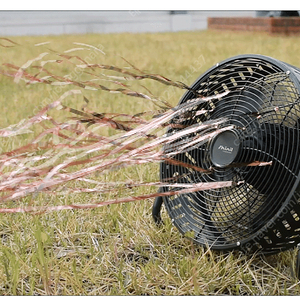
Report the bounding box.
[160,54,300,255]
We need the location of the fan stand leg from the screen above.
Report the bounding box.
[296,243,300,280]
[152,187,164,225]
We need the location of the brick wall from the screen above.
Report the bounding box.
[208,17,300,35]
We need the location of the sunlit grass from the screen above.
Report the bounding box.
[1,29,300,295]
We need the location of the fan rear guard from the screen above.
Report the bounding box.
[157,54,300,255]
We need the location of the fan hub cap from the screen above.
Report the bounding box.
[210,129,240,167]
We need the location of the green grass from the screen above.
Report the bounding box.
[1,30,300,295]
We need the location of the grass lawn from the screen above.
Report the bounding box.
[1,29,300,295]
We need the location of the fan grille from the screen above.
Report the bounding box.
[162,55,300,253]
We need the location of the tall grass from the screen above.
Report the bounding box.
[1,30,300,295]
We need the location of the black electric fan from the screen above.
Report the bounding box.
[152,54,300,274]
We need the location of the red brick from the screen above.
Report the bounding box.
[208,17,300,35]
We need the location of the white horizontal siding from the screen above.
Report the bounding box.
[0,11,256,36]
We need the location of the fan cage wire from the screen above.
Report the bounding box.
[161,55,300,253]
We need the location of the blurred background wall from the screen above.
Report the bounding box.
[0,10,256,36]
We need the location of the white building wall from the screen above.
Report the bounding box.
[0,11,256,36]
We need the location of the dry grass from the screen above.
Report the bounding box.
[1,30,300,295]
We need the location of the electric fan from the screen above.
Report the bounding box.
[152,54,300,275]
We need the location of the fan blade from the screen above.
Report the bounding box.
[240,123,299,195]
[234,122,300,230]
[211,86,267,127]
[160,148,230,243]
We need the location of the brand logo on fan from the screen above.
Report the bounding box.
[218,145,234,154]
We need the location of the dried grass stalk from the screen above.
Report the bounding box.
[0,41,271,214]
